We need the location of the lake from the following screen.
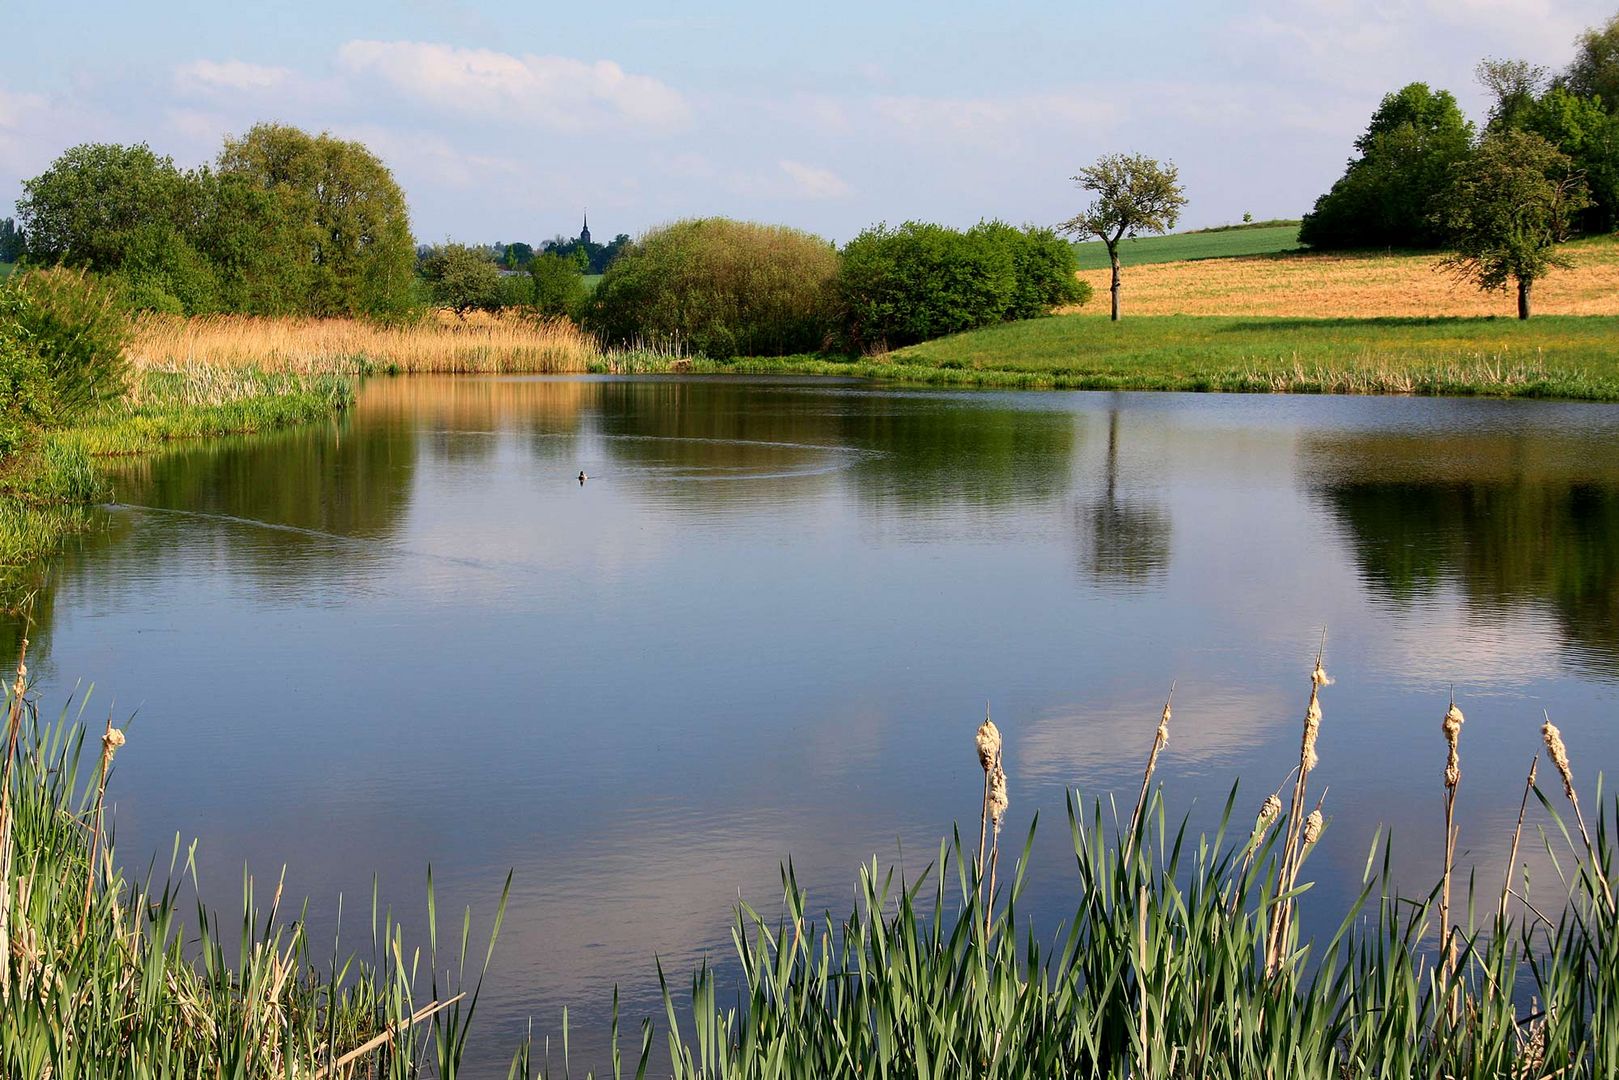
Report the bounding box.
[11,375,1619,1073]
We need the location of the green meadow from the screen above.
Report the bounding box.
[1071,221,1302,269]
[712,314,1619,400]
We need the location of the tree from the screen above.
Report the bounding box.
[217,123,417,316]
[0,218,23,264]
[1061,154,1186,321]
[527,252,586,317]
[419,243,503,316]
[1436,129,1591,319]
[1478,58,1549,128]
[16,143,207,270]
[1299,84,1475,251]
[1565,12,1619,110]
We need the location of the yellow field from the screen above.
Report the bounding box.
[128,309,601,373]
[1072,237,1619,318]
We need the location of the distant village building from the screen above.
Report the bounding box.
[578,211,591,247]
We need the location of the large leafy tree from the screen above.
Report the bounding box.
[16,143,208,271]
[1436,129,1590,319]
[1060,154,1186,321]
[1300,84,1474,250]
[217,123,417,316]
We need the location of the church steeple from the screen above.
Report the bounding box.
[579,209,591,246]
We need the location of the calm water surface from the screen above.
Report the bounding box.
[12,376,1619,1073]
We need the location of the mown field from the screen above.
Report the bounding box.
[1072,234,1619,317]
[1071,221,1301,269]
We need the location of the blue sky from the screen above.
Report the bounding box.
[2,1,1613,244]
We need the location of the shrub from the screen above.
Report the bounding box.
[968,221,1088,319]
[585,218,839,358]
[837,221,1083,352]
[4,269,130,422]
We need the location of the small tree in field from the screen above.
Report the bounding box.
[1437,130,1590,319]
[420,243,503,317]
[1062,154,1186,321]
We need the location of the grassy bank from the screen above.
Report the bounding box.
[0,363,356,603]
[703,313,1619,399]
[1072,220,1302,269]
[5,651,1615,1077]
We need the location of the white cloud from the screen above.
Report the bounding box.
[174,59,294,96]
[778,160,850,199]
[336,40,690,133]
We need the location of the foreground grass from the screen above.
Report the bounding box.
[1072,221,1302,270]
[0,677,504,1077]
[5,653,1616,1077]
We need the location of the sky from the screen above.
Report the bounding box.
[1,0,1614,245]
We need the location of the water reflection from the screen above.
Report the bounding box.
[1308,426,1619,676]
[3,381,1618,1074]
[1074,408,1172,588]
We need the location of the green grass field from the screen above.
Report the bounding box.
[711,314,1619,400]
[1072,221,1301,270]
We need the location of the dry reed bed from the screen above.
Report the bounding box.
[1072,241,1619,318]
[129,310,603,374]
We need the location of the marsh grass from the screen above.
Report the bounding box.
[131,311,601,375]
[0,670,509,1078]
[640,655,1619,1079]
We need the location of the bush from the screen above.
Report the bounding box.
[837,221,1083,352]
[527,252,587,318]
[585,218,839,358]
[496,272,536,310]
[3,269,130,422]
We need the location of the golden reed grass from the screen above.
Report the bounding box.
[128,310,602,374]
[1066,242,1619,318]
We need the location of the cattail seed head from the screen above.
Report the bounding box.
[1302,696,1322,774]
[988,763,1008,828]
[1442,703,1464,790]
[101,726,126,759]
[1312,661,1333,688]
[1303,809,1324,846]
[1249,793,1282,848]
[1155,702,1171,748]
[1542,720,1574,801]
[976,714,1002,773]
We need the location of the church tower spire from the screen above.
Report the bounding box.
[579,209,591,246]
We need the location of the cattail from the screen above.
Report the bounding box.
[1250,793,1282,848]
[976,713,1002,772]
[988,763,1009,831]
[1312,660,1333,688]
[1543,720,1574,801]
[1303,809,1324,846]
[1442,702,1464,790]
[1155,702,1170,749]
[102,727,126,754]
[1302,697,1322,773]
[976,708,1002,887]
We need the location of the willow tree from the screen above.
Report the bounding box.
[1061,154,1186,321]
[1437,129,1590,319]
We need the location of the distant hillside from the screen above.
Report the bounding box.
[1072,221,1301,270]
